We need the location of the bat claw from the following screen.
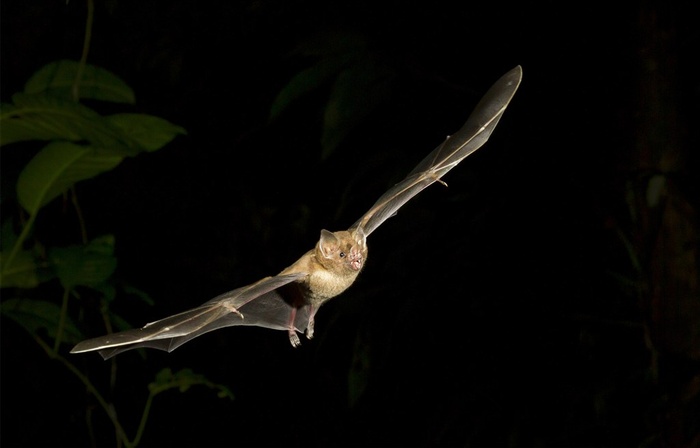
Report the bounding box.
[427,172,448,187]
[223,302,244,319]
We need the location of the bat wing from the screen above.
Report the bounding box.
[351,65,522,237]
[71,66,522,359]
[70,273,309,359]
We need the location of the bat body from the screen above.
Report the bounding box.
[71,66,522,359]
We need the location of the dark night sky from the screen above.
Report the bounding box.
[2,1,699,447]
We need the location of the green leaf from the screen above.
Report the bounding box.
[0,249,39,288]
[24,60,135,104]
[91,282,117,302]
[1,298,84,344]
[49,235,117,289]
[149,368,234,400]
[320,62,395,158]
[1,93,99,145]
[122,284,155,306]
[16,141,123,215]
[269,54,351,121]
[271,31,394,158]
[0,93,136,151]
[109,311,139,333]
[0,220,18,252]
[106,114,186,152]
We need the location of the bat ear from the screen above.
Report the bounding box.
[319,229,339,258]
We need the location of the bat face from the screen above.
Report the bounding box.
[318,229,367,273]
[71,66,522,358]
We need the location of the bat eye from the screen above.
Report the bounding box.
[339,251,346,258]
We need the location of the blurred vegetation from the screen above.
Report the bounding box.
[0,52,233,448]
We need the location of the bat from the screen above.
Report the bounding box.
[71,65,523,359]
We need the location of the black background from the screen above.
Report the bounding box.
[2,1,699,447]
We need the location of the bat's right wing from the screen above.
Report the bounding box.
[71,273,309,359]
[351,65,522,237]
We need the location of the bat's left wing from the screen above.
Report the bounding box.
[70,273,308,359]
[351,65,522,237]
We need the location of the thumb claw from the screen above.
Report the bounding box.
[223,302,244,319]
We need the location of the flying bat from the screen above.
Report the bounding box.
[71,65,523,359]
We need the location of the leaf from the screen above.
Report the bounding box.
[49,235,117,289]
[270,31,394,158]
[106,114,186,152]
[0,220,18,252]
[0,220,36,289]
[1,94,99,146]
[0,93,135,151]
[148,368,234,400]
[23,60,135,104]
[320,61,395,158]
[1,298,84,344]
[0,249,39,288]
[269,54,351,121]
[91,282,117,302]
[109,311,140,333]
[87,234,116,255]
[122,284,155,306]
[16,141,123,215]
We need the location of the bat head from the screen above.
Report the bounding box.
[318,228,367,273]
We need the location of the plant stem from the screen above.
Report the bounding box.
[99,301,119,390]
[53,286,71,353]
[132,391,156,447]
[71,187,89,244]
[1,212,36,276]
[33,335,134,448]
[72,0,94,102]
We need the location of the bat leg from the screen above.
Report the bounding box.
[287,307,301,347]
[305,306,316,339]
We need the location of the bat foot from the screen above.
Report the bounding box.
[288,330,301,347]
[305,320,315,339]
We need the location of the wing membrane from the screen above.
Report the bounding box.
[70,273,307,359]
[352,65,522,236]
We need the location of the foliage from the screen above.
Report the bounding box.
[270,32,396,159]
[0,60,231,447]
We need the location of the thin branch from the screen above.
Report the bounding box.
[71,0,95,102]
[33,335,134,448]
[70,187,89,244]
[53,287,72,353]
[1,212,37,277]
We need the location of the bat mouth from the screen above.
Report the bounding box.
[350,258,363,271]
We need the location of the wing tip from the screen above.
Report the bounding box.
[505,65,524,88]
[69,342,93,354]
